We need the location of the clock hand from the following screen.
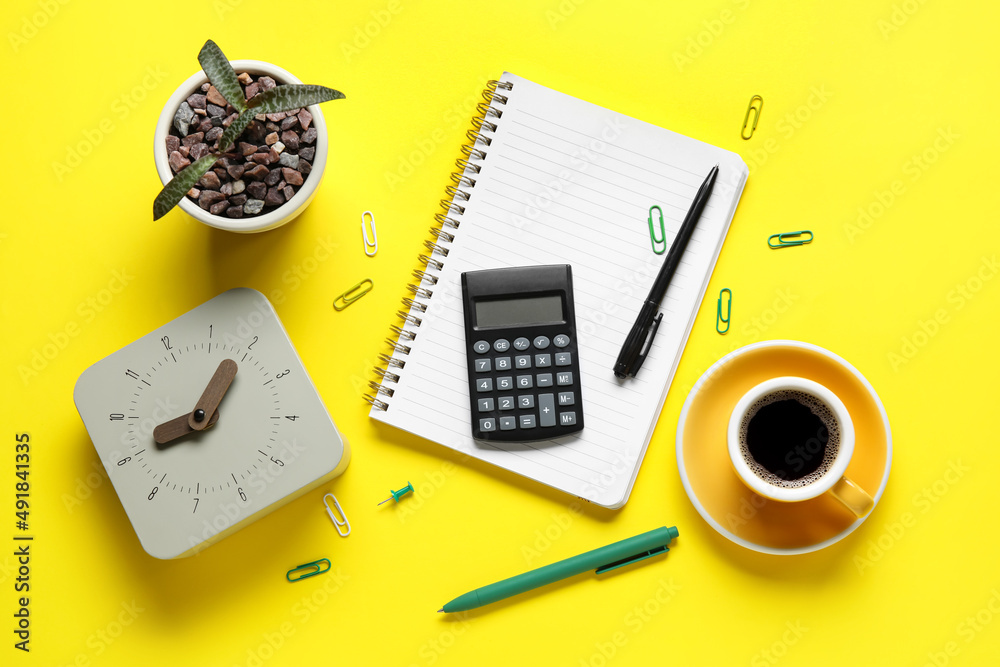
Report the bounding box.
[153,409,220,445]
[189,358,238,431]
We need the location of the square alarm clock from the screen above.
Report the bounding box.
[74,288,350,559]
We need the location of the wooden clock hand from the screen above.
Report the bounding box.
[189,359,238,430]
[153,409,220,445]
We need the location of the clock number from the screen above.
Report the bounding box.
[276,369,290,379]
[193,497,200,513]
[209,324,213,338]
[109,413,125,421]
[285,415,300,421]
[270,457,284,467]
[125,369,139,380]
[117,457,131,466]
[148,486,159,501]
[248,336,258,350]
[238,488,247,502]
[161,335,172,350]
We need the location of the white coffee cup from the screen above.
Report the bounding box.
[727,377,873,516]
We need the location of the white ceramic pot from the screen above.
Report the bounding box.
[153,59,328,233]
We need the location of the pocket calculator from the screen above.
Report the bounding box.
[461,264,585,442]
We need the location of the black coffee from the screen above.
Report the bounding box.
[739,390,840,488]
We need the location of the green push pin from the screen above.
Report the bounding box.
[378,481,414,506]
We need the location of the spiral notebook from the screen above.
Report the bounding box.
[366,72,748,508]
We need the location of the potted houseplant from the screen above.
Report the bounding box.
[153,40,345,233]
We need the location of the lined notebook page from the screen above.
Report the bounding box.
[370,72,747,508]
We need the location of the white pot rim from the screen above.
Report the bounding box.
[153,59,328,233]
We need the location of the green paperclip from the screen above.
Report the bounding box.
[647,205,667,255]
[716,288,731,334]
[286,558,331,582]
[333,279,374,311]
[768,231,813,248]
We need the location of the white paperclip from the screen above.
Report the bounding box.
[323,493,351,537]
[362,211,378,257]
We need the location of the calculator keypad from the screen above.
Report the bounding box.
[469,331,584,441]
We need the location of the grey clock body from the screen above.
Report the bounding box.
[74,288,350,559]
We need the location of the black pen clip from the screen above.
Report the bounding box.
[629,312,663,377]
[595,545,669,575]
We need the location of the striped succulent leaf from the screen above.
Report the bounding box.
[246,84,345,114]
[197,40,247,113]
[153,154,219,220]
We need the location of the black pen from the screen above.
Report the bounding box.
[613,165,719,379]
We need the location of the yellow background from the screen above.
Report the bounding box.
[3,0,999,665]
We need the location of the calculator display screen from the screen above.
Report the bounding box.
[474,294,564,328]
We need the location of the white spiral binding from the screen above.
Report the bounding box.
[363,79,512,411]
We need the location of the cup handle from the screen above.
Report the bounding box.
[830,476,874,517]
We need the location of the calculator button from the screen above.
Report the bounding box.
[497,376,513,390]
[519,415,536,429]
[553,334,570,348]
[498,396,515,411]
[515,355,532,369]
[479,418,496,432]
[539,394,556,427]
[474,358,492,373]
[536,373,553,387]
[518,395,535,409]
[499,416,516,430]
[477,398,494,412]
[495,356,512,371]
[473,340,490,354]
[558,391,575,406]
[516,375,533,389]
[556,372,573,386]
[559,411,577,426]
[534,353,551,367]
[476,377,493,392]
[533,336,550,349]
[555,352,572,366]
[513,337,531,351]
[493,339,511,352]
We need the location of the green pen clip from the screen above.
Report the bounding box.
[647,205,667,255]
[595,544,670,574]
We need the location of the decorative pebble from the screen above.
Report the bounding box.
[187,187,200,199]
[199,190,226,209]
[200,82,211,93]
[244,198,265,215]
[245,82,260,100]
[223,113,239,127]
[199,172,221,190]
[168,151,191,173]
[207,103,226,118]
[181,132,205,147]
[189,143,212,161]
[197,117,214,134]
[186,93,207,110]
[282,185,295,202]
[238,142,257,156]
[265,112,287,122]
[206,85,227,107]
[301,127,317,145]
[178,145,190,158]
[280,130,298,152]
[279,152,299,169]
[227,164,245,179]
[264,168,282,186]
[297,109,312,130]
[237,72,252,85]
[264,187,285,206]
[173,101,195,136]
[299,159,312,175]
[247,182,267,199]
[205,126,223,144]
[265,132,279,146]
[273,141,285,154]
[210,200,229,215]
[281,168,304,187]
[231,179,246,194]
[229,193,248,207]
[298,147,315,162]
[265,121,280,133]
[165,135,180,153]
[220,182,233,196]
[245,165,270,181]
[251,152,272,165]
[259,76,277,91]
[226,205,244,218]
[280,116,299,132]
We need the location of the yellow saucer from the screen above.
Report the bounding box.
[676,340,892,554]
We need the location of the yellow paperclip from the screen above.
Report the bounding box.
[286,558,331,582]
[716,288,732,334]
[323,493,350,537]
[362,211,378,257]
[333,279,374,311]
[741,95,764,140]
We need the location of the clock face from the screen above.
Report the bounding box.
[74,288,349,559]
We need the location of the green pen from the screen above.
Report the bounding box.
[438,526,678,613]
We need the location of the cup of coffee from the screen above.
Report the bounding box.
[727,376,874,516]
